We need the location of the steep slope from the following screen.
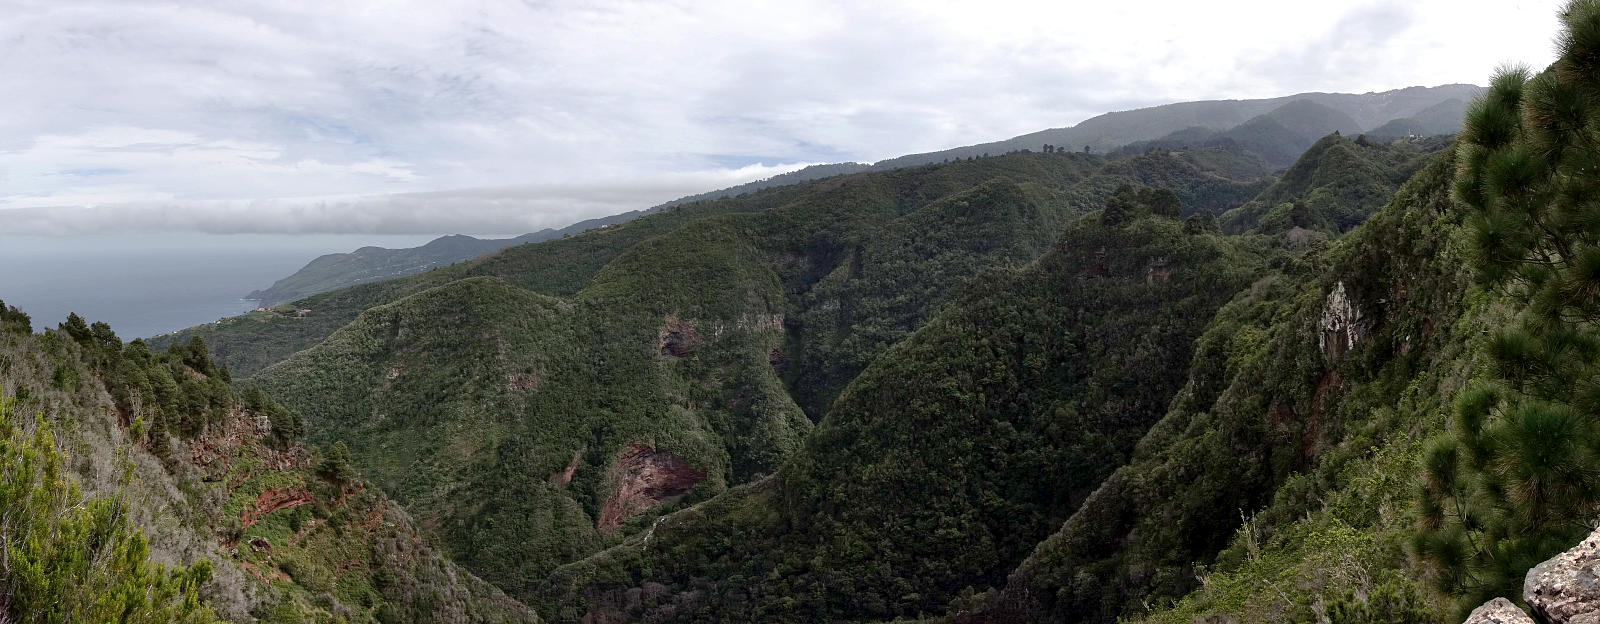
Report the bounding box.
[785,150,1266,416]
[972,145,1466,623]
[0,305,538,623]
[243,153,1110,596]
[230,151,1269,609]
[538,191,1266,622]
[1120,14,1600,623]
[1219,133,1444,234]
[872,84,1480,168]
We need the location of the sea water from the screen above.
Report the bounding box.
[0,233,437,339]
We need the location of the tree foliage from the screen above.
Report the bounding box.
[0,397,218,624]
[1415,1,1600,614]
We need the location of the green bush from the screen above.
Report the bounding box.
[0,396,218,623]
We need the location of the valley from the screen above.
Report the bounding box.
[9,4,1600,623]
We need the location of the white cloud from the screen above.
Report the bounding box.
[0,162,817,235]
[0,0,1569,234]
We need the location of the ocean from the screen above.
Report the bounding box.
[0,233,437,339]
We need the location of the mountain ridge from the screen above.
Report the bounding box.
[245,87,1472,308]
[871,84,1480,168]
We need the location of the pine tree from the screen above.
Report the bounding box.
[1415,0,1600,614]
[59,312,91,343]
[0,397,218,623]
[319,440,357,484]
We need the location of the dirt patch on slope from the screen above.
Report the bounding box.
[597,444,705,533]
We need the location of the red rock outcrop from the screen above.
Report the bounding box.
[239,487,313,530]
[597,444,705,533]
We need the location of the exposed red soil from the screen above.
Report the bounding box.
[239,487,313,531]
[597,444,705,533]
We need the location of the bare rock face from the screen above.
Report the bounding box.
[658,315,702,357]
[1318,281,1364,362]
[1463,598,1535,624]
[1526,526,1600,623]
[597,444,705,533]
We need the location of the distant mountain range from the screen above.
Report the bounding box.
[246,218,636,307]
[871,83,1481,169]
[247,163,875,306]
[250,84,1479,306]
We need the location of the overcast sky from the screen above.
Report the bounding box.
[0,0,1568,235]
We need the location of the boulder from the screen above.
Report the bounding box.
[1526,526,1600,623]
[1462,598,1535,623]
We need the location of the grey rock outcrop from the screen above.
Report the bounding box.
[1318,281,1364,362]
[1462,597,1535,624]
[1526,526,1600,623]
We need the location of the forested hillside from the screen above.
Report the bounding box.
[234,149,1271,604]
[156,149,1260,380]
[1219,132,1448,234]
[134,15,1600,619]
[980,138,1471,624]
[247,163,878,308]
[538,188,1265,622]
[525,120,1474,624]
[141,122,1482,622]
[0,303,538,623]
[223,86,1478,318]
[247,233,550,307]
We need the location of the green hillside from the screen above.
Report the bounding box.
[246,164,879,309]
[978,144,1469,624]
[1219,133,1445,234]
[529,126,1469,624]
[143,116,1510,624]
[238,151,1271,603]
[538,189,1266,622]
[0,304,538,623]
[155,153,1112,377]
[247,233,550,308]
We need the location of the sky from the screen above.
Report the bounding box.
[0,0,1569,236]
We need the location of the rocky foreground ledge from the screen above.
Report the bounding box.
[1465,527,1600,623]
